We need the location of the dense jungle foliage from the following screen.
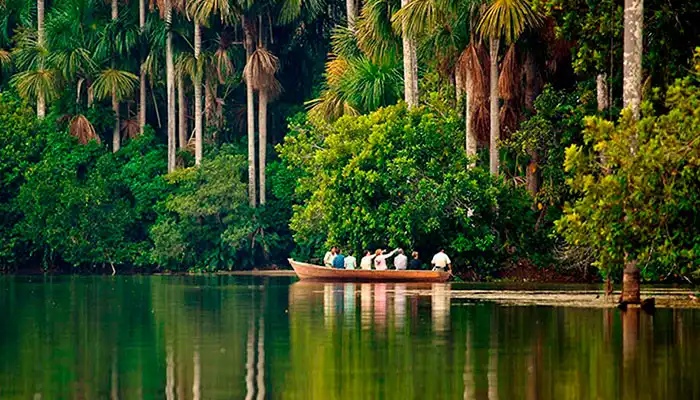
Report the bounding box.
[0,0,698,280]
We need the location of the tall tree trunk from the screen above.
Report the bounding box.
[524,52,539,196]
[36,0,45,119]
[178,74,186,149]
[258,90,267,205]
[596,73,609,112]
[165,0,176,173]
[465,69,477,161]
[400,0,418,108]
[204,78,212,128]
[455,70,463,109]
[489,37,500,176]
[139,0,146,133]
[623,0,643,120]
[346,0,357,30]
[112,0,120,152]
[194,22,203,166]
[622,0,643,303]
[112,93,120,152]
[244,18,256,207]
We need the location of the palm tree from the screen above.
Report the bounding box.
[478,0,541,175]
[243,15,256,206]
[111,0,120,151]
[166,0,176,172]
[621,0,643,304]
[193,22,202,164]
[139,0,147,133]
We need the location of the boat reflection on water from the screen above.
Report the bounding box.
[289,281,452,333]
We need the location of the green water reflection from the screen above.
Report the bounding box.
[0,276,698,399]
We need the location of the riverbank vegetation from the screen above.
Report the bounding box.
[0,0,698,283]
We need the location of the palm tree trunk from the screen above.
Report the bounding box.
[194,22,203,166]
[465,68,477,161]
[622,0,643,303]
[165,0,176,173]
[178,74,186,149]
[346,0,357,30]
[596,73,609,112]
[258,89,267,205]
[455,70,463,108]
[623,0,643,121]
[112,92,120,152]
[244,17,257,207]
[489,37,500,176]
[400,0,418,108]
[112,0,120,152]
[139,0,146,133]
[36,0,45,119]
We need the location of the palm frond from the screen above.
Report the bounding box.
[48,47,97,81]
[458,43,489,144]
[92,68,138,101]
[69,114,100,144]
[10,68,59,102]
[0,49,11,70]
[278,0,325,24]
[121,118,141,139]
[243,47,280,93]
[186,0,232,25]
[330,26,361,60]
[11,28,48,70]
[306,89,359,122]
[339,55,403,113]
[356,0,402,64]
[477,0,542,44]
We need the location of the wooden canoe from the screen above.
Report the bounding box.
[288,259,451,282]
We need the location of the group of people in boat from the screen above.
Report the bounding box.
[323,247,452,272]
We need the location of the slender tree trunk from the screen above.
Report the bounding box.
[112,0,120,152]
[489,37,500,176]
[244,18,256,207]
[112,93,120,152]
[623,0,643,120]
[346,0,357,30]
[178,74,186,149]
[524,53,540,196]
[455,70,463,109]
[204,78,212,128]
[596,73,609,112]
[400,0,418,108]
[165,0,176,172]
[465,69,477,161]
[36,0,45,119]
[622,0,643,302]
[258,90,267,205]
[139,0,146,133]
[194,22,203,166]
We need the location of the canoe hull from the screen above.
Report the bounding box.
[288,259,450,282]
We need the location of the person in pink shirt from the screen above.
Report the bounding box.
[373,248,399,270]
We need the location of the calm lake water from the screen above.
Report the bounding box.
[1,276,699,399]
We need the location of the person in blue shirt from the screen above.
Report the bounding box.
[332,249,346,269]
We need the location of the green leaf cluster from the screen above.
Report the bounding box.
[556,72,700,279]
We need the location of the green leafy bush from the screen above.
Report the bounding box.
[556,73,700,280]
[278,101,542,275]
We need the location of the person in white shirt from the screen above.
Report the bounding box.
[431,249,452,272]
[393,249,408,270]
[344,251,357,269]
[323,246,337,267]
[360,250,376,270]
[374,248,398,270]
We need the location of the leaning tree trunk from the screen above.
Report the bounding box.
[621,0,643,303]
[139,0,146,133]
[596,73,609,112]
[258,89,267,205]
[488,37,500,176]
[178,74,187,149]
[165,0,176,173]
[36,0,45,119]
[400,0,419,108]
[243,18,256,207]
[112,0,120,152]
[194,22,202,166]
[346,0,357,30]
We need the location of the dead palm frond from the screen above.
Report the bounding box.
[325,55,349,87]
[458,42,489,144]
[243,47,281,98]
[498,44,520,137]
[121,118,140,139]
[69,114,101,144]
[0,49,11,71]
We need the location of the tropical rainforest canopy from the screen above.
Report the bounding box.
[0,0,698,280]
